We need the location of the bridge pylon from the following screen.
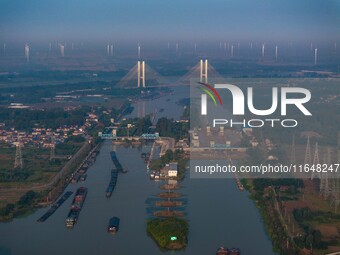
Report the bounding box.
[137,60,145,88]
[199,59,208,83]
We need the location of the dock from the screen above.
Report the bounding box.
[155,201,183,207]
[157,192,182,199]
[146,141,156,170]
[153,210,184,217]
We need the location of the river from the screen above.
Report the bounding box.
[0,87,275,255]
[125,86,189,121]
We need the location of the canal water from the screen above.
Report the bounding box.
[0,143,274,255]
[0,87,275,255]
[126,86,189,120]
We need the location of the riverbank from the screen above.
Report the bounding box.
[244,179,302,254]
[0,138,101,222]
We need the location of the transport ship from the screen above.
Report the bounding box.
[107,217,120,234]
[106,169,118,198]
[216,246,240,255]
[110,151,126,173]
[216,246,228,255]
[37,191,73,222]
[229,248,241,255]
[66,187,87,228]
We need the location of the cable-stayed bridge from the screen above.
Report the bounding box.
[116,59,225,88]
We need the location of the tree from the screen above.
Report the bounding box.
[247,147,265,165]
[18,191,38,207]
[0,203,15,216]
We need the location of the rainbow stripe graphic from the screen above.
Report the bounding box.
[197,82,223,106]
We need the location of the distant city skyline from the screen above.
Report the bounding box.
[0,0,339,43]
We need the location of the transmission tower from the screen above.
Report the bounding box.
[304,136,312,165]
[291,133,296,164]
[320,150,326,192]
[50,138,56,161]
[338,131,340,166]
[311,142,320,180]
[331,177,340,213]
[14,142,23,169]
[330,132,340,212]
[320,147,331,199]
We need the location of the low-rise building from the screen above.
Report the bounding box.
[168,163,178,177]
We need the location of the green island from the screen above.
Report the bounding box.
[147,218,189,250]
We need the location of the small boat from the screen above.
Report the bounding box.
[107,217,120,234]
[216,246,228,255]
[229,248,241,255]
[80,174,87,181]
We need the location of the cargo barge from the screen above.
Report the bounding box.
[110,151,126,173]
[216,246,241,255]
[37,191,73,222]
[107,216,120,234]
[66,187,87,228]
[229,248,241,255]
[106,169,118,198]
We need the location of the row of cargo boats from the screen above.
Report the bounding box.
[70,148,100,184]
[64,187,120,234]
[107,152,121,232]
[66,152,123,227]
[38,150,121,233]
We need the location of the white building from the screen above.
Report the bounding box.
[168,162,178,177]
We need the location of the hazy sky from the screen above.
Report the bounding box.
[1,0,339,43]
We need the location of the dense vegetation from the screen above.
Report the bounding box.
[147,218,188,249]
[293,207,340,250]
[149,149,187,179]
[252,178,304,199]
[0,107,89,130]
[116,116,152,136]
[249,179,304,254]
[0,137,83,183]
[0,190,40,220]
[155,117,189,140]
[0,168,31,182]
